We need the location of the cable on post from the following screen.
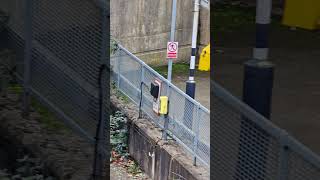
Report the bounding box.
[92,63,108,180]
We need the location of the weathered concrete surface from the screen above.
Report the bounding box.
[111,88,210,180]
[111,0,210,65]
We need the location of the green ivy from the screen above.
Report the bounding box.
[110,111,129,158]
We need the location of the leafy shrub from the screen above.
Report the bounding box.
[110,111,129,158]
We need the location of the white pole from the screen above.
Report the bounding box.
[186,0,200,98]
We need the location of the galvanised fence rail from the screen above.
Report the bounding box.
[111,44,210,168]
[1,0,109,177]
[212,82,320,180]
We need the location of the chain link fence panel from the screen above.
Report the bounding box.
[212,82,320,180]
[1,0,109,177]
[111,44,210,168]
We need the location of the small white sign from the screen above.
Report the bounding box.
[167,42,178,59]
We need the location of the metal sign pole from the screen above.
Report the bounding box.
[162,0,177,141]
[167,0,177,82]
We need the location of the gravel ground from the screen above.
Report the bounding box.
[110,162,150,180]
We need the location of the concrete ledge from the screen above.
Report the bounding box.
[111,89,210,180]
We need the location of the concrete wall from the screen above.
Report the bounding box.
[111,0,210,66]
[0,0,210,66]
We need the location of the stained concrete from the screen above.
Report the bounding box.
[111,0,210,65]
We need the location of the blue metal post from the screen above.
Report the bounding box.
[186,0,200,99]
[236,0,275,179]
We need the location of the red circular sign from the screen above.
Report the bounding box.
[168,42,177,52]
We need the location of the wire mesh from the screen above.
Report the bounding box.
[111,44,210,168]
[28,0,107,141]
[212,82,320,180]
[287,150,320,180]
[2,2,109,177]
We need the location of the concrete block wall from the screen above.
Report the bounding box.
[111,0,210,66]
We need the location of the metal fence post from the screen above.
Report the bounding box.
[22,0,33,118]
[162,83,170,140]
[193,103,201,166]
[117,51,121,88]
[278,132,289,180]
[139,65,144,118]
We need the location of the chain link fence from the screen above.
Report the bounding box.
[1,0,109,177]
[212,82,320,180]
[111,44,210,168]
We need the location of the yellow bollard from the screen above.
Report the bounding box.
[198,43,210,71]
[282,0,320,30]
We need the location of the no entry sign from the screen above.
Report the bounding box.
[167,42,178,59]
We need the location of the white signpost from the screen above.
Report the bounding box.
[167,42,178,59]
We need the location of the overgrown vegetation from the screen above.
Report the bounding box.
[110,38,118,55]
[110,111,143,175]
[0,155,55,180]
[111,82,130,103]
[110,111,129,159]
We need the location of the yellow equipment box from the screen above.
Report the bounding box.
[198,44,210,71]
[282,0,320,30]
[159,96,168,115]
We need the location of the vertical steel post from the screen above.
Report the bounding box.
[167,0,177,82]
[162,82,170,140]
[92,1,109,179]
[278,132,289,180]
[117,52,121,88]
[22,0,33,118]
[163,0,177,140]
[139,65,144,118]
[193,104,201,166]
